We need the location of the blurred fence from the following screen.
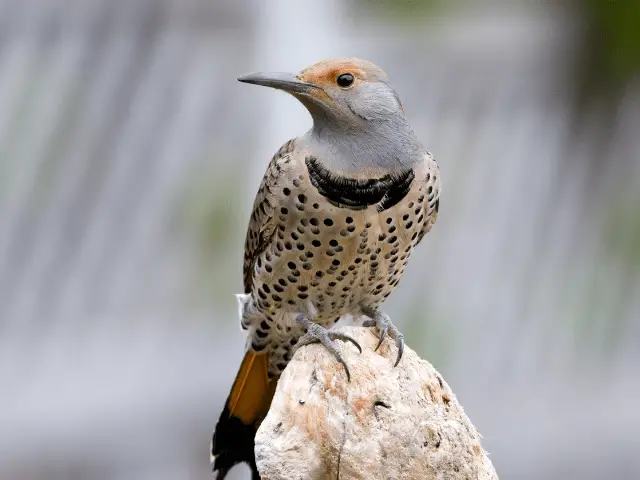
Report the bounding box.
[0,1,638,479]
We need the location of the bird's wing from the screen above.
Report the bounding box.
[416,154,441,245]
[243,139,296,294]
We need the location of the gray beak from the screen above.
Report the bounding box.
[237,72,320,94]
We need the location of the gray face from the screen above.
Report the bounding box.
[238,57,404,127]
[325,79,404,123]
[238,57,424,173]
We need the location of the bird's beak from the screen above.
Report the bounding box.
[237,72,320,94]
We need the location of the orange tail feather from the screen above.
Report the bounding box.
[211,351,276,479]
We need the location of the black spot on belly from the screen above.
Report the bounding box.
[306,156,414,212]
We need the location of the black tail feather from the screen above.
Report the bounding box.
[211,401,260,479]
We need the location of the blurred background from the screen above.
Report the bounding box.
[0,0,638,478]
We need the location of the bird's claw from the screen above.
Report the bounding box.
[362,308,405,367]
[293,315,361,382]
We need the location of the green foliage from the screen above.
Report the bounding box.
[581,1,640,86]
[604,193,640,270]
[177,160,244,310]
[401,293,454,369]
[355,0,640,111]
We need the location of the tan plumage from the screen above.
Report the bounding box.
[240,139,439,375]
[212,58,441,479]
[242,140,296,295]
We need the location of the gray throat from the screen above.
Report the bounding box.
[303,114,424,176]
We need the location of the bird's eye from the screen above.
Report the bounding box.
[336,73,355,88]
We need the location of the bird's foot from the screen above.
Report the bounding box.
[292,314,362,381]
[361,306,405,367]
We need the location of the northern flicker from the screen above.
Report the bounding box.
[211,58,440,479]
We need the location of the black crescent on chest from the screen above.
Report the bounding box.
[305,156,415,212]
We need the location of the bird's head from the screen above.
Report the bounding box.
[238,57,405,128]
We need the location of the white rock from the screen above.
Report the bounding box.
[255,326,498,480]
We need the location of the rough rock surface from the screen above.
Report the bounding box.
[255,326,498,480]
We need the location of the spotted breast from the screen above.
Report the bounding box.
[239,139,440,376]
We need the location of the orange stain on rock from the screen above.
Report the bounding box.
[321,362,349,401]
[351,395,370,424]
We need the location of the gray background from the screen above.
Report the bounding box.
[0,1,638,478]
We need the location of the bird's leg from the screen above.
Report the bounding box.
[361,306,405,367]
[292,314,362,381]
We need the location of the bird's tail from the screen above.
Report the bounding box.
[211,350,276,479]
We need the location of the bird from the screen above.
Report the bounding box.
[210,57,441,479]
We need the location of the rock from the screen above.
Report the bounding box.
[255,326,498,480]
